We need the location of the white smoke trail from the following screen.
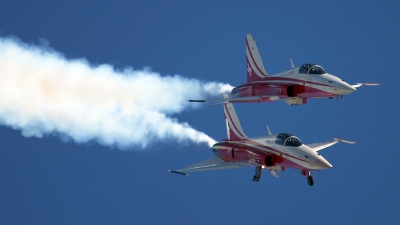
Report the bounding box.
[0,37,233,149]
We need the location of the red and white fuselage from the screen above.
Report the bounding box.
[213,135,332,172]
[170,94,354,186]
[189,34,378,105]
[215,97,333,173]
[232,34,357,105]
[231,64,357,105]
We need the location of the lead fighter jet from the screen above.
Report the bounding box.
[189,34,379,105]
[170,94,355,186]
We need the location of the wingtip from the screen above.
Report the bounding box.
[188,100,206,103]
[363,83,380,86]
[353,83,381,87]
[334,138,356,144]
[169,170,188,176]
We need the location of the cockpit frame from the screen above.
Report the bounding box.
[299,64,326,75]
[275,133,303,147]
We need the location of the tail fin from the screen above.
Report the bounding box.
[246,34,268,82]
[223,94,247,141]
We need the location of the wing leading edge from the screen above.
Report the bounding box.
[308,138,356,152]
[351,83,380,88]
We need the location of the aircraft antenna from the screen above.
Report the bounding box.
[266,125,272,135]
[290,59,295,68]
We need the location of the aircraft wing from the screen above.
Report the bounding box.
[188,95,277,104]
[351,83,380,88]
[308,138,356,152]
[169,156,244,176]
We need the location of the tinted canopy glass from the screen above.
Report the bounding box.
[275,133,302,147]
[299,64,326,75]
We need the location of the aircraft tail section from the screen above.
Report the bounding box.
[246,34,268,82]
[223,94,247,141]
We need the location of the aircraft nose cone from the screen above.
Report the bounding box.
[336,83,356,94]
[314,158,333,169]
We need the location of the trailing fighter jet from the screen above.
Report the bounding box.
[170,94,355,186]
[189,34,379,105]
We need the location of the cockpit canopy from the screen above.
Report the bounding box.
[299,64,326,75]
[275,133,302,147]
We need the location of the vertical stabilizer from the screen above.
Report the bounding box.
[223,94,247,141]
[246,34,268,82]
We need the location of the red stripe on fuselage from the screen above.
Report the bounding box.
[218,140,312,170]
[230,139,311,165]
[243,77,333,88]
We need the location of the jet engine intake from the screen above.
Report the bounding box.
[265,155,283,167]
[287,85,305,97]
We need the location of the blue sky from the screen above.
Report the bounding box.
[0,1,399,224]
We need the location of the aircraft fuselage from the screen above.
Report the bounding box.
[212,134,332,171]
[231,67,356,104]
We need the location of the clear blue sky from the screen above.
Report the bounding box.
[1,1,399,224]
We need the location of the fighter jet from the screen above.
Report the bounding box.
[170,94,355,186]
[189,34,379,105]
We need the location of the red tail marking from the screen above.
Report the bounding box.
[246,39,267,77]
[224,104,246,140]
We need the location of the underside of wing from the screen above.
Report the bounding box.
[308,138,356,152]
[169,156,244,175]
